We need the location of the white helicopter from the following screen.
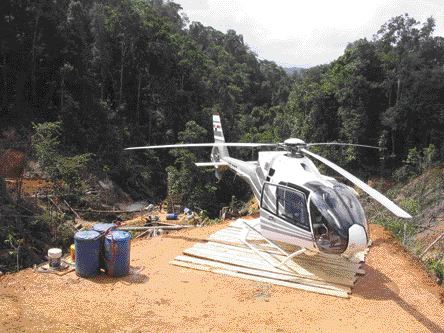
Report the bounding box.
[126,115,411,264]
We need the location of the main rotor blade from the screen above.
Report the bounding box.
[307,142,383,150]
[125,143,277,150]
[301,148,412,219]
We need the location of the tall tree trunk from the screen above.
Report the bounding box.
[15,71,26,118]
[60,72,64,113]
[31,14,40,106]
[388,82,392,107]
[136,72,142,127]
[396,77,401,104]
[100,66,105,101]
[148,108,152,144]
[391,130,395,156]
[119,40,125,106]
[1,52,7,113]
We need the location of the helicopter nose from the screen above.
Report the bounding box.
[343,224,368,258]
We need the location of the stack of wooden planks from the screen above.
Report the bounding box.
[170,219,367,298]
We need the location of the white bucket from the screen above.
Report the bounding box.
[48,248,62,268]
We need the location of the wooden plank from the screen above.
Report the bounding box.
[170,260,349,298]
[205,241,361,272]
[184,246,356,287]
[229,219,260,229]
[210,228,264,241]
[171,218,364,296]
[209,239,366,272]
[210,228,365,267]
[192,242,359,280]
[174,255,351,293]
[208,236,275,251]
[208,233,272,245]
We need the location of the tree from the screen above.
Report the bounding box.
[31,122,91,199]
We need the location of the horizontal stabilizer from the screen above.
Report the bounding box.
[195,162,229,167]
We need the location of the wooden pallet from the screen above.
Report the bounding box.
[170,219,367,298]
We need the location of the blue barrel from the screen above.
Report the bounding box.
[104,230,131,277]
[166,213,178,220]
[74,230,100,277]
[92,223,116,269]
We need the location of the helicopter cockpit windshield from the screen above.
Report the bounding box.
[305,181,367,254]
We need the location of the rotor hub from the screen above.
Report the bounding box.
[282,138,306,157]
[284,138,306,146]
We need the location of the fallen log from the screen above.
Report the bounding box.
[118,225,194,231]
[420,232,444,258]
[135,229,153,239]
[74,208,137,214]
[63,200,81,219]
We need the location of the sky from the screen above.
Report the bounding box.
[176,0,444,67]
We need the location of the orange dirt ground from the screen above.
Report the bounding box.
[5,178,51,196]
[1,223,443,333]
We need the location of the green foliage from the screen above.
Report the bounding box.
[1,0,443,216]
[372,198,420,245]
[31,122,63,176]
[178,121,208,143]
[4,233,23,271]
[166,121,219,214]
[32,122,91,198]
[422,144,437,169]
[286,14,443,175]
[393,144,438,181]
[34,211,74,248]
[400,198,420,216]
[373,215,417,244]
[426,258,444,285]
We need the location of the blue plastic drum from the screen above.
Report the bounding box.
[166,213,178,220]
[104,230,131,277]
[74,230,100,277]
[92,223,116,269]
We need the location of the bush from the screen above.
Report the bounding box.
[31,122,91,199]
[372,199,419,245]
[393,144,437,181]
[426,258,444,285]
[34,211,74,248]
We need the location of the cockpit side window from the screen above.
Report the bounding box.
[276,186,310,231]
[261,183,310,231]
[261,182,277,214]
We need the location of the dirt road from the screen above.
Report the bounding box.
[1,223,443,332]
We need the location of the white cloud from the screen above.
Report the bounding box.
[177,0,444,67]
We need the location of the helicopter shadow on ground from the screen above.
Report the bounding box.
[83,266,149,285]
[353,264,443,333]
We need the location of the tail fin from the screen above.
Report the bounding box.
[212,114,225,143]
[211,114,229,180]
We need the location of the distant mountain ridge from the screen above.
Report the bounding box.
[283,66,307,76]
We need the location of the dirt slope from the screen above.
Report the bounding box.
[1,223,443,333]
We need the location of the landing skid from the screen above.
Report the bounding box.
[239,220,306,273]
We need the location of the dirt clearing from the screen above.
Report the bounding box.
[1,223,443,333]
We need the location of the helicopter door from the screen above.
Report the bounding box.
[260,183,313,249]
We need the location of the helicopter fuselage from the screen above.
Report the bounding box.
[126,115,410,259]
[216,148,369,258]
